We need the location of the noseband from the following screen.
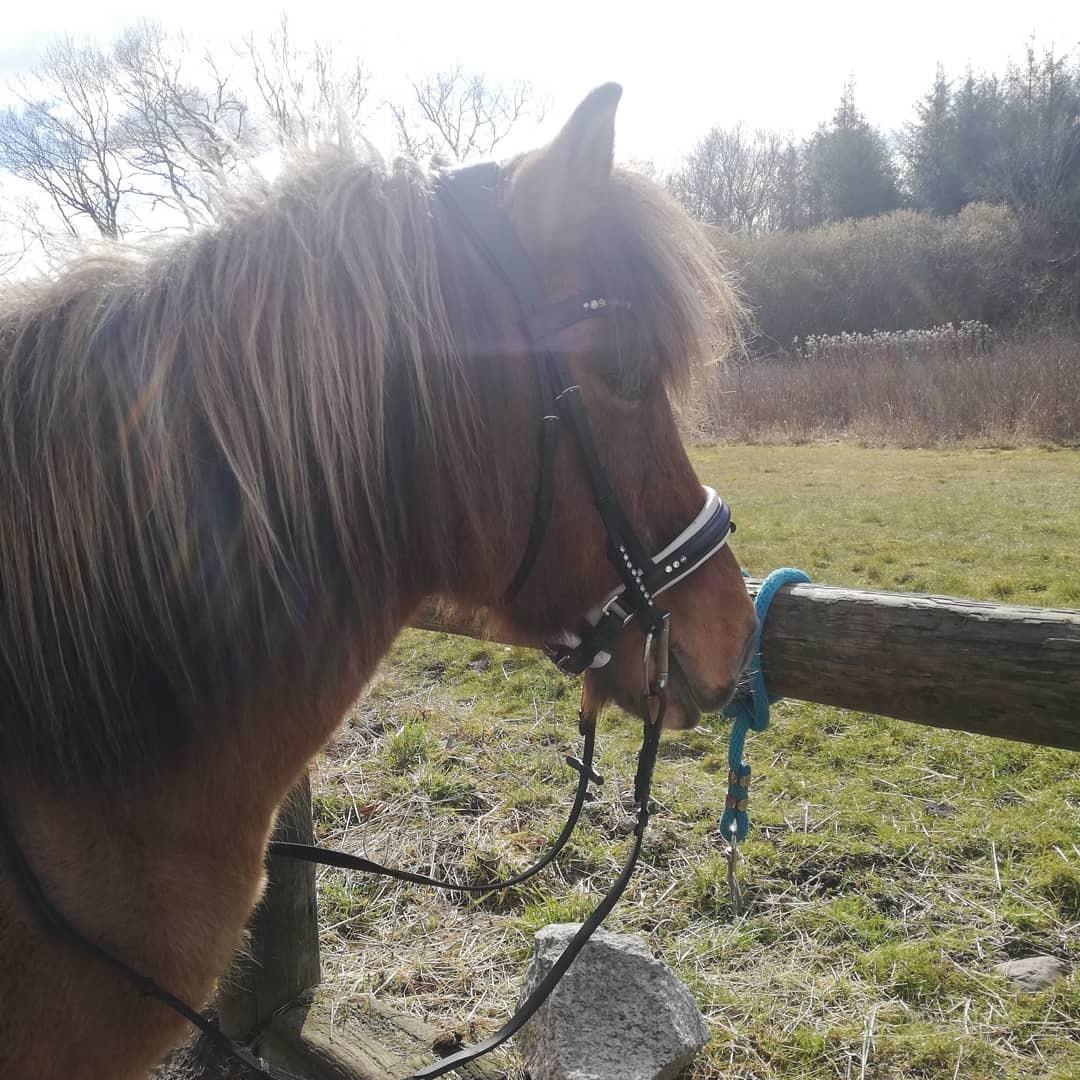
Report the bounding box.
[0,163,736,1080]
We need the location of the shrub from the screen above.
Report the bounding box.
[716,204,1031,350]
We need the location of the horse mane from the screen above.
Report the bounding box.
[0,148,740,781]
[576,168,744,399]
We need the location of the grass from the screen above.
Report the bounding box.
[700,444,1080,608]
[308,445,1080,1079]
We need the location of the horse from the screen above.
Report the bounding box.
[0,83,756,1079]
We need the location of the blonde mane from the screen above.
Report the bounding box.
[0,153,478,776]
[0,149,740,779]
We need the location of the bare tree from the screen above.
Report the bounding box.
[668,125,790,232]
[622,157,663,183]
[0,186,35,273]
[240,15,369,150]
[0,36,129,239]
[388,67,543,163]
[0,185,64,269]
[0,24,254,241]
[0,20,540,252]
[0,17,374,249]
[112,22,252,227]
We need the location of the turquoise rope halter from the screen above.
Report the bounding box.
[719,567,811,842]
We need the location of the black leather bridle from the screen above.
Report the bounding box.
[0,162,736,1080]
[436,163,735,679]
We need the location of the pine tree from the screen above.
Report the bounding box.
[804,80,900,222]
[902,66,965,214]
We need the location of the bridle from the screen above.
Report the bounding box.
[0,162,736,1080]
[434,164,734,680]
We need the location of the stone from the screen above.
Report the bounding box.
[515,924,710,1080]
[995,955,1070,992]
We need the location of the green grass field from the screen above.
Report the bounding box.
[311,446,1080,1080]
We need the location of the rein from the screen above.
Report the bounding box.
[0,809,308,1080]
[271,709,602,895]
[0,161,736,1080]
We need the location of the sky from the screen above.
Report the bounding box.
[2,1,1079,166]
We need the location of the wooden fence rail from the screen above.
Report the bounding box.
[414,581,1080,750]
[215,581,1080,1080]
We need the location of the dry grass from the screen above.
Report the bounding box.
[682,328,1080,448]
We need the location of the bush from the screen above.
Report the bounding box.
[717,203,1031,350]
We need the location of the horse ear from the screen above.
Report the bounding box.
[548,82,623,185]
[506,83,623,253]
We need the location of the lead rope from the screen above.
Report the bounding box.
[719,568,811,845]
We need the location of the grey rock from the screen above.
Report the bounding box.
[995,955,1070,992]
[515,924,709,1080]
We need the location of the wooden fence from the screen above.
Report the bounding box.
[216,581,1080,1079]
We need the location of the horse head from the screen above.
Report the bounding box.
[436,84,757,729]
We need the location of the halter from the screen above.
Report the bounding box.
[0,162,737,1080]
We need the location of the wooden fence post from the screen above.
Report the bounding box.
[211,778,500,1079]
[219,775,321,1040]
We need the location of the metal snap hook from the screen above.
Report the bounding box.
[724,822,743,917]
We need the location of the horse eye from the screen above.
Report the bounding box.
[592,359,651,402]
[596,338,654,401]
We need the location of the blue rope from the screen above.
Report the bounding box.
[719,567,811,842]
